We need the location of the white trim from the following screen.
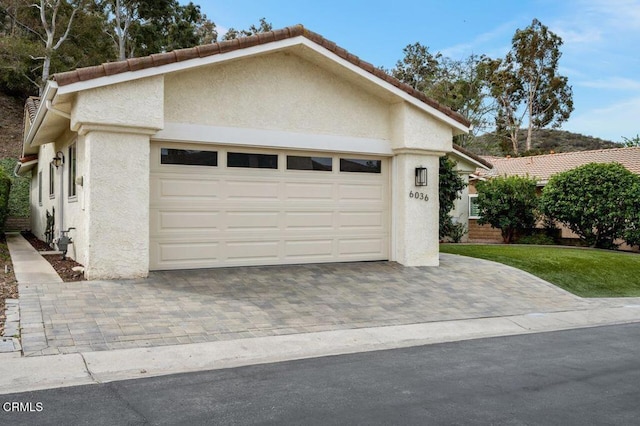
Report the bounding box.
[450,148,491,170]
[14,159,38,176]
[154,122,394,156]
[54,36,469,133]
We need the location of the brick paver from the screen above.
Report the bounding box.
[20,255,599,355]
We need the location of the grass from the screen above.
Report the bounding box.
[440,244,640,298]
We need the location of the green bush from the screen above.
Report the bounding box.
[540,162,640,249]
[439,156,467,239]
[0,158,30,218]
[0,167,12,230]
[476,175,539,243]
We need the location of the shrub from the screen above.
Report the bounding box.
[517,233,555,245]
[0,158,30,218]
[475,175,539,243]
[0,167,12,231]
[540,162,640,249]
[445,222,468,243]
[439,156,467,239]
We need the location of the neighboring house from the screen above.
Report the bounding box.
[447,144,492,241]
[467,147,640,242]
[16,25,471,280]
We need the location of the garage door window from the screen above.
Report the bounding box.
[340,158,381,173]
[286,156,332,171]
[161,148,218,166]
[228,152,278,169]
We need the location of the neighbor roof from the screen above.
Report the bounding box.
[51,24,470,128]
[476,147,640,182]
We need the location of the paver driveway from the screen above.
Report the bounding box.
[19,254,597,356]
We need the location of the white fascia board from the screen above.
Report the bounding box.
[450,149,491,170]
[54,36,470,133]
[154,122,394,156]
[15,159,38,177]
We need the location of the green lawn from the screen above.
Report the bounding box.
[440,244,640,298]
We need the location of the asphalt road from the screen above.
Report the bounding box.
[2,323,640,425]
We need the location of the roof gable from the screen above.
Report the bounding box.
[51,25,470,129]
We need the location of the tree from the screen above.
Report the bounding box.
[487,19,573,155]
[392,45,494,146]
[439,156,467,239]
[621,134,640,147]
[222,17,272,41]
[540,163,640,249]
[1,0,84,94]
[476,175,539,243]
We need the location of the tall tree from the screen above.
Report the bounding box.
[1,0,86,95]
[488,19,573,154]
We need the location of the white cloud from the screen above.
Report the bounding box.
[577,77,640,90]
[563,96,640,141]
[439,20,518,58]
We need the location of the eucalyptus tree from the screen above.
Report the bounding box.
[487,19,573,154]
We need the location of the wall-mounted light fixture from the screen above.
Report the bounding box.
[415,166,427,186]
[52,151,64,168]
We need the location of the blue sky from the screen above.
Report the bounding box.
[195,0,640,142]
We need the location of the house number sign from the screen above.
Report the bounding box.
[409,191,429,201]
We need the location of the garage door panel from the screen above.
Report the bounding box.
[225,180,280,200]
[225,211,279,230]
[225,240,280,261]
[338,211,384,229]
[284,239,334,258]
[154,178,221,201]
[284,212,333,230]
[284,182,334,201]
[158,211,221,231]
[156,241,220,263]
[338,184,384,202]
[338,238,386,257]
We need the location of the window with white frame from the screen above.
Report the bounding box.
[469,194,481,219]
[68,143,77,198]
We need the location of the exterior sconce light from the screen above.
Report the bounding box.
[52,151,64,168]
[415,166,427,187]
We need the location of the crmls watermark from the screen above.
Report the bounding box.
[3,402,44,412]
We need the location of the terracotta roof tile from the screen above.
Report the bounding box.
[477,147,640,181]
[52,25,470,128]
[25,97,40,123]
[20,154,38,163]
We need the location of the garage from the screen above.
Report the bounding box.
[149,142,390,270]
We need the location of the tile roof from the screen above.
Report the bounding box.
[477,147,640,181]
[25,97,40,123]
[51,25,470,128]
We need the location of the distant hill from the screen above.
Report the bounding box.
[0,91,24,159]
[464,129,621,156]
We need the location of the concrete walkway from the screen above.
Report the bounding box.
[2,233,640,394]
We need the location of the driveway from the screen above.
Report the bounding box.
[19,254,596,356]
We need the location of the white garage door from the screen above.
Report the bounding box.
[149,143,390,270]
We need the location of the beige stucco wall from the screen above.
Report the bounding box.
[164,51,391,140]
[83,130,150,279]
[391,103,453,153]
[71,76,164,132]
[393,153,441,266]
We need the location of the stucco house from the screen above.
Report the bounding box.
[467,146,640,242]
[16,25,472,280]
